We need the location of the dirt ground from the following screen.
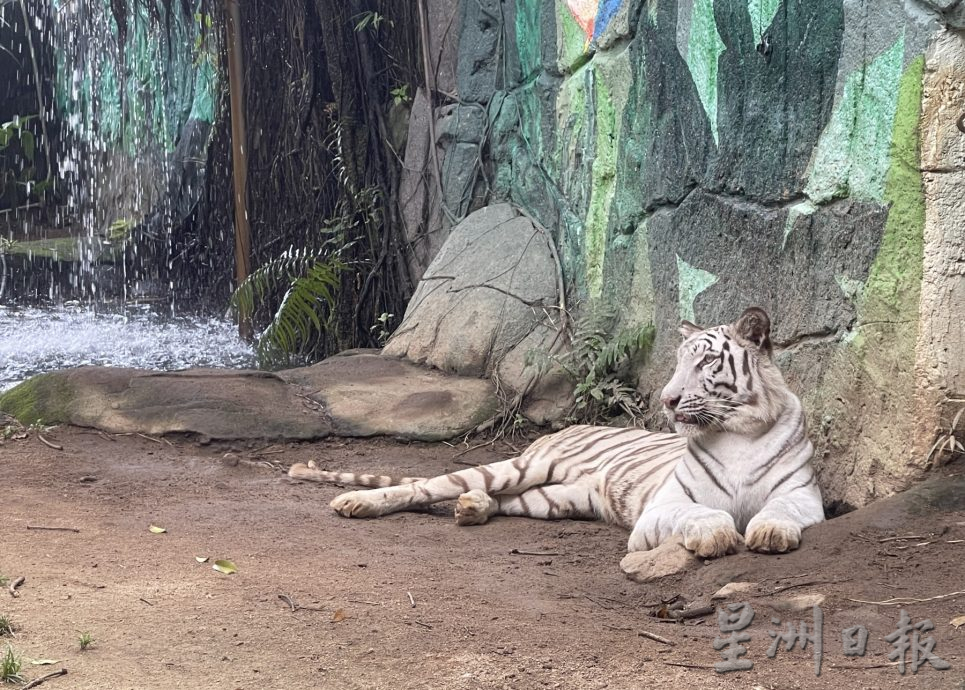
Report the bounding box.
[1,427,963,690]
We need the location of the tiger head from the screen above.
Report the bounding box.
[660,307,787,437]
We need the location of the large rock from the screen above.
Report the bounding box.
[0,355,500,442]
[0,367,332,440]
[383,204,561,384]
[279,353,498,441]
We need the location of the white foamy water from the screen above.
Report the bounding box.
[0,304,256,391]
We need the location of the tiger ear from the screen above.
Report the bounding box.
[679,320,703,339]
[734,307,772,352]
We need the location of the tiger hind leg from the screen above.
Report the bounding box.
[454,483,600,526]
[330,455,550,519]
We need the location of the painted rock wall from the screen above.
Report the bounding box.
[433,0,965,511]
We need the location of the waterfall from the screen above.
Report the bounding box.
[1,0,218,306]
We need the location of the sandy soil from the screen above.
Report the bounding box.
[1,427,963,689]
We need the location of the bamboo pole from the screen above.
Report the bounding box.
[224,0,252,339]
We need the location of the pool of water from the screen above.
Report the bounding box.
[0,303,256,391]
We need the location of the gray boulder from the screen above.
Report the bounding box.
[383,204,562,391]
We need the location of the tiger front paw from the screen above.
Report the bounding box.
[454,489,498,526]
[330,491,383,518]
[680,515,742,558]
[744,518,801,554]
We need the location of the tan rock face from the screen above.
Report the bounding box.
[0,354,500,443]
[280,353,499,441]
[0,367,333,440]
[917,31,965,467]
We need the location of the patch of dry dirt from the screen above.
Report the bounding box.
[1,428,963,689]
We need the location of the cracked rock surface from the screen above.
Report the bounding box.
[383,204,560,379]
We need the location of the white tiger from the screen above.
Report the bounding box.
[288,307,824,557]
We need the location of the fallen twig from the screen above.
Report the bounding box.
[583,594,615,610]
[765,579,850,596]
[136,432,163,444]
[413,620,432,629]
[639,630,675,646]
[278,594,297,612]
[407,591,416,608]
[847,590,965,606]
[829,661,901,670]
[347,599,381,606]
[26,525,80,533]
[661,661,716,670]
[509,549,562,557]
[878,534,927,543]
[762,573,814,583]
[8,576,24,597]
[895,541,935,549]
[452,441,493,460]
[139,597,154,607]
[22,669,68,690]
[36,434,63,451]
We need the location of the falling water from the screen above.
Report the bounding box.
[0,303,255,391]
[0,2,251,387]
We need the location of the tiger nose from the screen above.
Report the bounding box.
[661,395,680,410]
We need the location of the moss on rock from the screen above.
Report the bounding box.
[0,373,76,426]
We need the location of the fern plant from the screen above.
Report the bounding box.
[231,245,345,368]
[532,305,655,425]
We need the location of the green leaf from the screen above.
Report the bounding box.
[212,559,237,575]
[148,525,166,534]
[20,130,34,161]
[231,245,344,368]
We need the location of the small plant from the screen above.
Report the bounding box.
[0,115,47,209]
[77,631,94,651]
[106,218,133,242]
[353,10,391,32]
[531,303,655,425]
[230,246,345,368]
[370,312,394,346]
[0,645,22,683]
[0,615,12,637]
[926,399,965,466]
[390,84,410,106]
